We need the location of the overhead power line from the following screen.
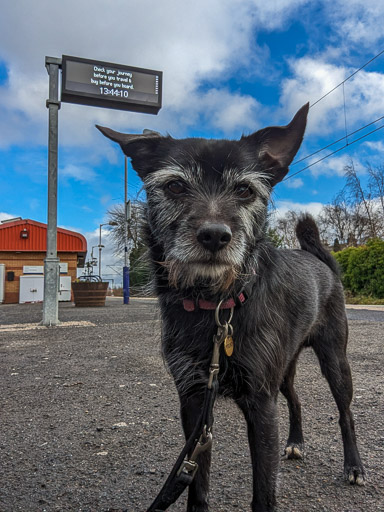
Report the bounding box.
[290,114,384,168]
[285,119,384,181]
[284,49,384,181]
[310,49,384,109]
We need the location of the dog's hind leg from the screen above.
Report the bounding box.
[311,324,365,486]
[236,394,279,512]
[280,357,305,459]
[180,390,211,512]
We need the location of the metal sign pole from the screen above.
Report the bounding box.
[40,54,161,319]
[42,57,61,326]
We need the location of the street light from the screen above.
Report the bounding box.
[91,245,102,261]
[99,221,118,279]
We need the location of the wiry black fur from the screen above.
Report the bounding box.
[97,104,365,512]
[296,214,340,275]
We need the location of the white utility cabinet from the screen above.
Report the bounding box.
[59,276,71,301]
[19,275,72,303]
[19,275,44,303]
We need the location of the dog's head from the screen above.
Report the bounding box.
[97,103,308,292]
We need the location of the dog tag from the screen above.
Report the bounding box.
[224,335,234,357]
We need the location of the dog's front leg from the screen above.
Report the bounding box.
[180,391,211,512]
[237,394,279,512]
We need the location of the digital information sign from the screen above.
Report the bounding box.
[61,55,162,114]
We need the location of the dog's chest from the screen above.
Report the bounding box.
[161,306,278,397]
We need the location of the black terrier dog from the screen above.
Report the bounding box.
[97,103,365,511]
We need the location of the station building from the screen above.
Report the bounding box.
[0,218,87,304]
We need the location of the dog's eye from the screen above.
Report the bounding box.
[235,184,254,200]
[166,180,187,196]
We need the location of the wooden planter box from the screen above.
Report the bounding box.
[72,281,109,307]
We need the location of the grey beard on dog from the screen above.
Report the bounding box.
[97,103,365,512]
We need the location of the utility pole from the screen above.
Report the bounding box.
[42,57,62,326]
[123,156,130,304]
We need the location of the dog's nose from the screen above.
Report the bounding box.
[197,223,232,253]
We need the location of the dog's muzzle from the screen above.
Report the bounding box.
[196,222,232,253]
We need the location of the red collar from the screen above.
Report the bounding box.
[182,292,247,312]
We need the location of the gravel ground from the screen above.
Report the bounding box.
[0,298,383,512]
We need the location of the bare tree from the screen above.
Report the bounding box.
[272,162,383,251]
[107,201,146,254]
[319,189,362,247]
[107,201,150,289]
[367,163,384,223]
[344,162,378,240]
[273,210,300,249]
[322,192,348,243]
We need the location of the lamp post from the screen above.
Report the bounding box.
[99,221,117,279]
[123,156,131,305]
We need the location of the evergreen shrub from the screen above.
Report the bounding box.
[333,240,384,299]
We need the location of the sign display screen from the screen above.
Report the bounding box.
[61,55,162,114]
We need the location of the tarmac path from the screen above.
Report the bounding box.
[0,298,383,511]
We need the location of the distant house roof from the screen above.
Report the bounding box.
[0,218,87,266]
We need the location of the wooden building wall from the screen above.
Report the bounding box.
[0,252,78,304]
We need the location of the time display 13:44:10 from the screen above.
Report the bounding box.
[99,87,130,98]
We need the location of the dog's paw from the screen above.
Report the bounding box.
[283,443,304,460]
[345,465,365,486]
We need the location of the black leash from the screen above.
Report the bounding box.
[146,303,234,512]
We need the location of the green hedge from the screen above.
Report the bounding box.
[333,239,384,299]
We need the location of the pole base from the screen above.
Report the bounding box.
[123,266,130,305]
[42,257,60,326]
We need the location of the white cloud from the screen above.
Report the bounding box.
[280,58,346,132]
[325,0,384,46]
[280,58,384,138]
[60,164,97,182]
[343,70,384,126]
[0,212,19,222]
[284,177,304,188]
[0,0,382,156]
[192,88,263,134]
[271,200,325,219]
[0,0,312,149]
[251,0,310,29]
[363,140,384,153]
[308,154,364,178]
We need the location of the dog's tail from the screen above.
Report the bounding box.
[295,214,340,275]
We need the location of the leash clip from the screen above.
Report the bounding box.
[208,322,227,389]
[177,428,213,479]
[190,428,213,461]
[177,460,199,479]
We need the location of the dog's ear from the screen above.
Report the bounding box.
[96,125,170,178]
[242,103,309,186]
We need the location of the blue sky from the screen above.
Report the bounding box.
[1,0,384,280]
